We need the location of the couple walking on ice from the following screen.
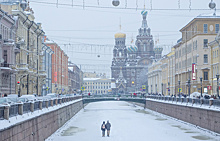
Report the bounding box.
[101,120,111,137]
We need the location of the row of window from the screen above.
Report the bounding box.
[85,86,110,89]
[1,24,16,40]
[175,54,208,70]
[115,40,125,45]
[213,65,219,78]
[204,24,219,33]
[213,50,219,58]
[85,90,108,94]
[175,39,208,58]
[83,82,111,85]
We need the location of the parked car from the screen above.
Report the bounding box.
[7,94,18,98]
[45,93,58,100]
[18,95,37,102]
[0,97,16,105]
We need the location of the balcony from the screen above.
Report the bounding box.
[38,70,47,78]
[1,63,9,67]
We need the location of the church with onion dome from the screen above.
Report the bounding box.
[111,9,163,94]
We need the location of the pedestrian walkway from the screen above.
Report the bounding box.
[46,101,219,141]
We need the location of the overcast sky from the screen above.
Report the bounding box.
[29,0,220,77]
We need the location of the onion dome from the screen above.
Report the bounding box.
[115,32,126,38]
[141,10,148,16]
[127,45,138,53]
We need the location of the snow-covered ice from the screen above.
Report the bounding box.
[46,101,220,141]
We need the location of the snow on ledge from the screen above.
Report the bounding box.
[146,98,220,112]
[0,98,82,131]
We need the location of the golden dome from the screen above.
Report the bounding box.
[114,32,126,38]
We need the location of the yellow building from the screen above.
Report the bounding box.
[148,60,162,94]
[209,31,220,96]
[83,78,111,94]
[175,14,220,96]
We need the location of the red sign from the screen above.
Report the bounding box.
[192,63,196,80]
[207,86,212,90]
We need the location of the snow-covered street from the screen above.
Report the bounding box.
[46,101,220,141]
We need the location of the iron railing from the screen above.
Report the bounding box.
[0,106,4,119]
[9,104,18,117]
[146,95,220,107]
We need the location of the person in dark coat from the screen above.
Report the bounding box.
[101,121,106,137]
[105,120,111,137]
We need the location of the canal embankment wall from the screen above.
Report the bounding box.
[145,99,220,134]
[0,100,83,141]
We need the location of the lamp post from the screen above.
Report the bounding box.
[147,85,149,94]
[151,85,152,94]
[216,74,219,98]
[178,80,180,96]
[161,83,163,96]
[188,79,191,97]
[200,77,203,98]
[168,82,170,96]
[155,84,157,94]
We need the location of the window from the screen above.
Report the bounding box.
[204,54,208,63]
[204,24,208,33]
[3,50,7,63]
[204,72,208,80]
[195,40,197,50]
[143,44,146,51]
[203,39,208,48]
[216,24,219,33]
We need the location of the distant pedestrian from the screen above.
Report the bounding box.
[4,93,7,97]
[105,120,111,137]
[101,121,106,137]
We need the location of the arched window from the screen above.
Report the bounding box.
[144,43,146,51]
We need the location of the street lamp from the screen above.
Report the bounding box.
[112,0,120,6]
[188,79,191,97]
[168,82,170,96]
[147,85,149,94]
[216,74,219,98]
[151,85,152,94]
[178,80,180,96]
[161,83,163,96]
[155,84,157,94]
[200,77,203,98]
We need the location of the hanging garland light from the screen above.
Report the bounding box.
[112,0,120,6]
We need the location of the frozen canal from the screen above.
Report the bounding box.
[46,101,220,141]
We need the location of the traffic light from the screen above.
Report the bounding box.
[17,81,20,85]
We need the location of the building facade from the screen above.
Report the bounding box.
[45,39,68,94]
[0,8,17,95]
[41,43,53,95]
[1,1,46,96]
[68,63,83,94]
[175,14,220,95]
[147,13,220,96]
[83,78,111,94]
[209,31,220,96]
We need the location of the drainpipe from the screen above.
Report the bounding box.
[26,20,34,95]
[36,29,43,96]
[0,11,5,94]
[216,35,220,92]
